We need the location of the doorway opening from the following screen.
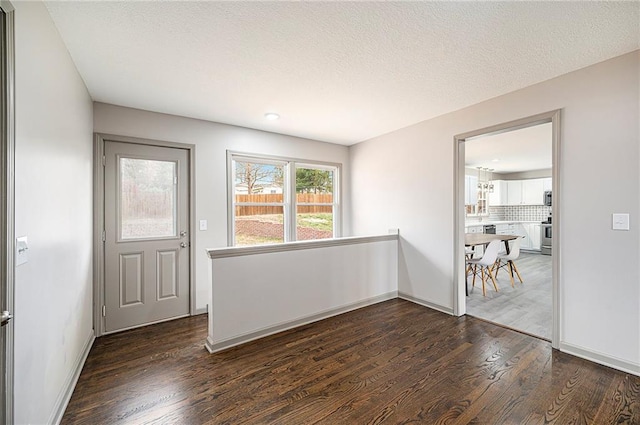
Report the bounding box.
[454,111,561,347]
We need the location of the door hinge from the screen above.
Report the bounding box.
[102,305,106,317]
[102,155,106,167]
[102,230,106,242]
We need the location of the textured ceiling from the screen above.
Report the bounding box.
[45,1,639,145]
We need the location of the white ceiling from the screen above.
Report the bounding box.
[45,1,639,146]
[465,122,552,174]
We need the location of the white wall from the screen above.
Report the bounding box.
[93,103,351,313]
[350,51,640,371]
[13,2,94,424]
[206,237,397,352]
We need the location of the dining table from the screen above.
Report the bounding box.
[464,233,519,296]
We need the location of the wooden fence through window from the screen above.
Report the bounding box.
[235,194,333,216]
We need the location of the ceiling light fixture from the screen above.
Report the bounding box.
[477,167,495,194]
[264,112,280,121]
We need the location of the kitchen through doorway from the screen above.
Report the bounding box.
[455,112,560,344]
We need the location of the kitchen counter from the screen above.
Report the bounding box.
[465,220,541,227]
[464,220,543,251]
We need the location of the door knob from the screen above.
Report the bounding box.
[180,231,187,237]
[180,242,188,248]
[0,310,12,326]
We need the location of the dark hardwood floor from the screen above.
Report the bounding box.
[62,299,639,424]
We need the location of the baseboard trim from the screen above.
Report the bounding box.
[398,292,454,315]
[50,330,95,425]
[559,342,640,377]
[194,307,207,315]
[205,291,398,353]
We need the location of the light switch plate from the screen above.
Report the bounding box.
[612,213,630,230]
[199,219,208,231]
[16,236,28,266]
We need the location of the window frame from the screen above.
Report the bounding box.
[227,151,341,246]
[293,162,338,241]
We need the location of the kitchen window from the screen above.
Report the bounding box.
[228,153,340,246]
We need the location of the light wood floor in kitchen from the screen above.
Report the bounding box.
[466,251,552,340]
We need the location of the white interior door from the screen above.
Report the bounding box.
[104,141,190,333]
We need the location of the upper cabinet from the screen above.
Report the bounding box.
[522,179,544,205]
[489,178,551,206]
[506,180,523,205]
[488,180,508,206]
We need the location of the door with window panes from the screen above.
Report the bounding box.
[104,141,190,332]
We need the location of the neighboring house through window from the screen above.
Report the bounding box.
[228,152,340,246]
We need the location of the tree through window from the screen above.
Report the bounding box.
[229,154,340,246]
[233,159,285,246]
[295,166,334,241]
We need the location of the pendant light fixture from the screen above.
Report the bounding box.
[476,167,495,194]
[488,168,494,193]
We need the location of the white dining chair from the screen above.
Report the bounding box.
[465,247,475,258]
[494,237,524,288]
[466,239,501,296]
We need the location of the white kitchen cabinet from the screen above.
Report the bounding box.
[530,223,541,250]
[506,179,546,205]
[514,223,531,249]
[466,225,483,234]
[496,223,515,235]
[522,179,544,205]
[488,180,508,206]
[506,181,523,205]
[489,222,541,251]
[513,223,542,251]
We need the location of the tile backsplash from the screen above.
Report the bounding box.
[489,205,551,222]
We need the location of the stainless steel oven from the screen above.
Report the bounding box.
[483,224,496,234]
[541,223,552,255]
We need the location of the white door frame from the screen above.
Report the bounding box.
[94,133,197,337]
[0,2,15,424]
[453,110,561,349]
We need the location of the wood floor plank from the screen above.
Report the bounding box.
[592,374,640,424]
[462,342,552,424]
[343,330,529,424]
[62,299,640,424]
[435,338,547,424]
